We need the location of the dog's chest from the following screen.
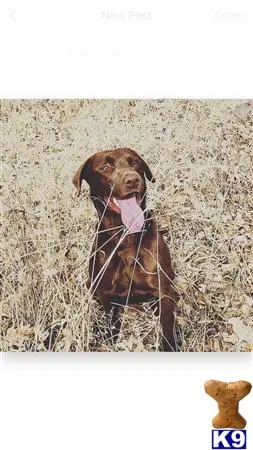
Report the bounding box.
[117,245,153,266]
[94,229,163,299]
[114,246,159,293]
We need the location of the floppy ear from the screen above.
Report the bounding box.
[72,157,92,196]
[141,156,155,183]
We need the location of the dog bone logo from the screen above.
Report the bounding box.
[204,380,252,429]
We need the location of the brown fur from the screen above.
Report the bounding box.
[73,148,177,351]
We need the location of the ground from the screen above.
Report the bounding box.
[1,99,253,351]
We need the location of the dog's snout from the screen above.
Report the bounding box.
[123,172,141,189]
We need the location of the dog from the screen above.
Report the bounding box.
[73,148,177,351]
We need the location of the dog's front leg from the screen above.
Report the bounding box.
[160,292,177,352]
[151,285,177,352]
[151,297,176,352]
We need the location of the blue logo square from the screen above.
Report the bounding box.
[212,430,247,449]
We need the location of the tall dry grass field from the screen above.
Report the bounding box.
[1,99,252,351]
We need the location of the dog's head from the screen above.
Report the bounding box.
[73,148,155,232]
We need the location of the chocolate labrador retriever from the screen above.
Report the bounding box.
[73,148,177,351]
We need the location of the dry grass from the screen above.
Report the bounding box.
[1,99,253,352]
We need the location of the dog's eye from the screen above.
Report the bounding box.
[127,157,138,167]
[130,158,138,167]
[102,164,110,171]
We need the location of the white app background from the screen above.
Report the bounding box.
[1,2,252,449]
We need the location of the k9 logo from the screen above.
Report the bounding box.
[212,430,247,449]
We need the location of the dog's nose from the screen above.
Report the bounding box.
[123,172,141,189]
